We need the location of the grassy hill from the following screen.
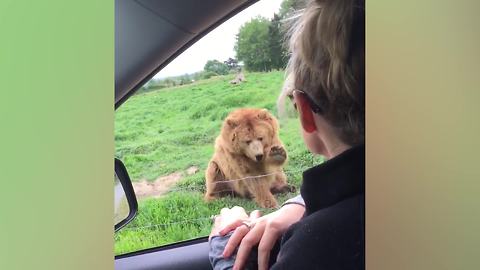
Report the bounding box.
[114,71,323,255]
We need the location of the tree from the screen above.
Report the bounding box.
[224,57,239,71]
[234,16,272,72]
[179,74,192,85]
[279,0,305,19]
[204,60,229,75]
[267,0,305,70]
[268,13,289,70]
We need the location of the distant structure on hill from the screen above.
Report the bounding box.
[230,71,246,85]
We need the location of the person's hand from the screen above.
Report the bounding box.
[221,204,305,270]
[209,206,260,241]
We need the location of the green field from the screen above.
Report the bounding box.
[114,71,323,255]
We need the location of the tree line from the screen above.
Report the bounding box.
[139,57,240,93]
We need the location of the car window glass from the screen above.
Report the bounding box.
[114,0,321,255]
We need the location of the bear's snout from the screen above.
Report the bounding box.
[244,140,264,162]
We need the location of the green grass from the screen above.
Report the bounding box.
[114,71,323,255]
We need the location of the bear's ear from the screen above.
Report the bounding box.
[257,109,271,121]
[226,118,238,129]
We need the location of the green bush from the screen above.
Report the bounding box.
[201,71,218,80]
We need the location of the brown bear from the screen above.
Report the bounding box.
[204,108,292,208]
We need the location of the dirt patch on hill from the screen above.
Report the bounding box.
[133,166,199,200]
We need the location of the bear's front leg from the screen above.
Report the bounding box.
[266,145,287,165]
[204,160,229,201]
[270,171,296,194]
[250,180,278,208]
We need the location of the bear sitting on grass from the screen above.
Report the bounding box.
[204,108,292,208]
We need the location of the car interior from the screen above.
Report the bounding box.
[114,1,259,269]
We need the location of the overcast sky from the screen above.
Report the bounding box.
[154,0,283,79]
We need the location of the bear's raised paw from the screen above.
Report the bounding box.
[269,145,287,162]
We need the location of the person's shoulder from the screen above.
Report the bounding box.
[287,194,364,243]
[305,193,364,225]
[271,194,364,270]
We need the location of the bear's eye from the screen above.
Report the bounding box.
[245,140,252,144]
[258,137,263,141]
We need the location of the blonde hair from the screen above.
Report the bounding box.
[279,0,365,145]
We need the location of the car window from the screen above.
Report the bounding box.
[114,0,321,255]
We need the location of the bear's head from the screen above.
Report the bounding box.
[221,108,278,163]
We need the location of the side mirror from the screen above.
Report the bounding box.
[115,158,138,232]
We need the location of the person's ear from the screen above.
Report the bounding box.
[294,92,317,133]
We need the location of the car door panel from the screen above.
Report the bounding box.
[115,238,212,270]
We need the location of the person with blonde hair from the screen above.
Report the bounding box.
[209,0,365,269]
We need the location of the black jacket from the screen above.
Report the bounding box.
[271,145,365,270]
